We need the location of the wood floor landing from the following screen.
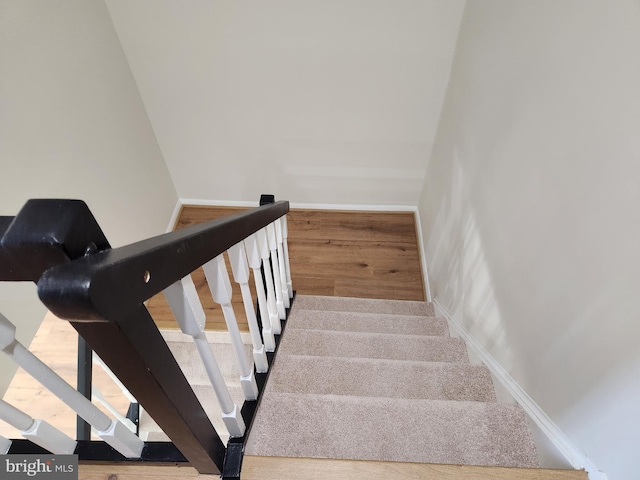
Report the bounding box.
[76,458,589,480]
[148,206,425,331]
[241,456,589,480]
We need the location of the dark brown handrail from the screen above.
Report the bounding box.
[37,200,289,321]
[0,198,290,475]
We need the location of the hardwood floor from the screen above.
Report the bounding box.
[148,205,425,331]
[77,464,218,480]
[74,458,589,480]
[242,456,589,480]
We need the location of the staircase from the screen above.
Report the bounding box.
[1,201,590,479]
[241,294,587,479]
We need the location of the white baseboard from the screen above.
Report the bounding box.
[179,198,260,208]
[413,210,432,302]
[433,299,607,480]
[179,198,419,212]
[289,202,417,212]
[166,199,183,233]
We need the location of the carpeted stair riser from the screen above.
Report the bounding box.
[268,354,496,402]
[293,294,435,317]
[287,309,449,336]
[279,329,469,363]
[245,392,538,468]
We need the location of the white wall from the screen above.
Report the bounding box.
[418,1,640,478]
[106,0,465,207]
[0,0,178,396]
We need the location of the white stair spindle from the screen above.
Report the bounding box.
[203,255,259,401]
[0,400,76,454]
[164,276,246,437]
[257,228,281,334]
[228,242,268,373]
[281,216,294,297]
[266,223,286,320]
[274,218,290,308]
[0,313,144,458]
[0,399,33,432]
[92,353,137,403]
[244,233,276,352]
[92,387,136,433]
[0,434,11,454]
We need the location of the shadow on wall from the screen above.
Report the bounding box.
[422,152,575,469]
[424,151,520,381]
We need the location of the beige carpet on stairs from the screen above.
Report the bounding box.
[245,294,539,468]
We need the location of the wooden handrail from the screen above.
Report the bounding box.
[37,201,289,321]
[0,198,291,476]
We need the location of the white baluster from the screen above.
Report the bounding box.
[228,242,268,373]
[92,387,136,433]
[203,255,259,401]
[0,400,76,454]
[244,233,275,352]
[93,353,137,403]
[266,223,286,320]
[281,215,294,297]
[274,218,290,309]
[0,313,144,458]
[164,276,245,437]
[257,228,281,334]
[0,434,11,454]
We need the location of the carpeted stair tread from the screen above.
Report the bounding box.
[268,354,496,402]
[245,392,538,468]
[279,329,469,363]
[286,309,449,336]
[294,294,435,317]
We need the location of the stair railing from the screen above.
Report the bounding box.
[0,311,144,457]
[0,397,77,454]
[163,272,247,437]
[0,197,293,477]
[244,232,276,351]
[76,337,139,440]
[91,352,139,433]
[228,241,269,373]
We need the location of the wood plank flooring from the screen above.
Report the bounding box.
[241,456,589,480]
[77,457,589,480]
[78,464,217,480]
[77,457,588,480]
[148,205,425,331]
